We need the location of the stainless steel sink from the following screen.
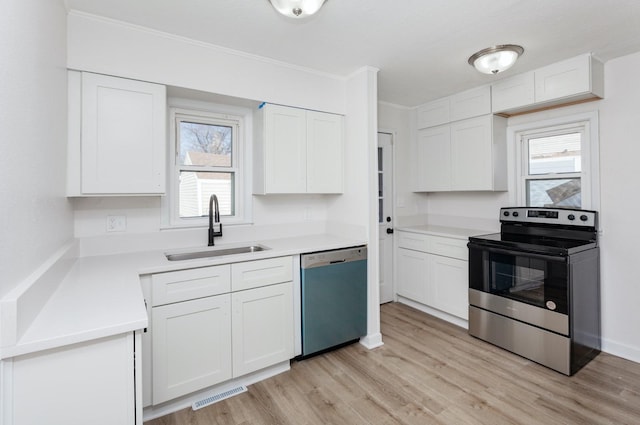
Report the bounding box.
[165,245,270,261]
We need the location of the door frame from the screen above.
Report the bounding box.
[378,129,397,303]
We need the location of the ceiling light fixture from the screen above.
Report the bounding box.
[268,0,327,18]
[468,45,524,75]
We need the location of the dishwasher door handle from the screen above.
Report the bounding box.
[330,259,346,264]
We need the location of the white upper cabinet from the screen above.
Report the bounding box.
[416,86,490,129]
[67,71,166,196]
[416,125,451,192]
[491,54,604,114]
[416,98,450,129]
[450,86,491,122]
[415,115,506,192]
[261,104,307,193]
[491,71,535,113]
[306,110,344,193]
[254,103,343,194]
[534,54,604,103]
[450,115,507,191]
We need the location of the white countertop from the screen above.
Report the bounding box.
[395,224,494,240]
[1,234,365,359]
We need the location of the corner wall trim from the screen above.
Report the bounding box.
[360,332,384,350]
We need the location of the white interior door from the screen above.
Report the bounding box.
[378,133,394,304]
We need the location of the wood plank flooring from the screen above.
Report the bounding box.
[145,302,640,424]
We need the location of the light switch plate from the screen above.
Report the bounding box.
[106,215,126,232]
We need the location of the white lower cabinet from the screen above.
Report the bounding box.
[396,248,428,303]
[232,282,294,377]
[396,231,469,320]
[152,295,232,405]
[7,332,140,425]
[428,255,468,320]
[144,256,294,407]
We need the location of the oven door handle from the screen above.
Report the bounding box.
[468,242,567,263]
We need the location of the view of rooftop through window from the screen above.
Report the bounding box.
[525,131,582,208]
[177,120,236,218]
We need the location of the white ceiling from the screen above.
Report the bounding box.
[64,0,640,107]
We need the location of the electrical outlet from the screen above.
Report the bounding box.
[106,215,127,232]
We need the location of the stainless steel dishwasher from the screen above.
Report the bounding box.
[300,246,368,358]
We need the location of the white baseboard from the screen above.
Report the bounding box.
[142,361,290,422]
[396,296,469,330]
[360,332,384,349]
[601,338,640,364]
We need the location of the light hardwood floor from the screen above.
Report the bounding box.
[145,302,640,424]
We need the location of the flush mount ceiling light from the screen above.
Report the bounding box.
[468,45,524,75]
[268,0,327,18]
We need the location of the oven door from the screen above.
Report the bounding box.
[468,242,568,314]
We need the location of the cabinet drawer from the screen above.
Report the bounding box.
[427,236,468,261]
[151,265,231,306]
[232,256,293,292]
[397,232,429,252]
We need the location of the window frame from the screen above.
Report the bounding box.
[508,111,600,211]
[519,124,585,208]
[165,106,248,228]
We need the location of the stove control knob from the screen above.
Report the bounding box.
[503,211,510,217]
[512,211,519,217]
[568,214,575,221]
[580,214,588,222]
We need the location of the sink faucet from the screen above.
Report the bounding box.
[208,194,223,246]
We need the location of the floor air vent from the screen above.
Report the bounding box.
[192,386,247,411]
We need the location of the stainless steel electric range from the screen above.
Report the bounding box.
[467,207,600,375]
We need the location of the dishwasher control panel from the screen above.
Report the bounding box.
[301,246,367,269]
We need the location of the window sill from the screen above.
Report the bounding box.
[160,218,254,231]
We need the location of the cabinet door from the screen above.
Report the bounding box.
[534,54,591,103]
[264,104,307,193]
[11,333,136,425]
[450,86,491,122]
[396,248,428,303]
[491,72,535,113]
[416,98,450,129]
[81,72,166,194]
[427,255,468,320]
[450,116,493,190]
[232,282,294,377]
[416,125,451,191]
[152,295,232,405]
[306,111,344,193]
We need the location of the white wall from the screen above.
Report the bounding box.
[66,11,352,241]
[597,51,640,362]
[377,102,421,220]
[418,51,640,363]
[67,11,346,115]
[0,0,73,298]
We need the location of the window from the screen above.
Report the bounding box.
[522,129,583,207]
[511,112,599,210]
[167,107,246,227]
